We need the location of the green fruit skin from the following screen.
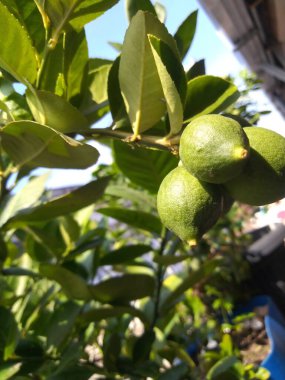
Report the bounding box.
[179,114,250,184]
[157,166,223,244]
[224,127,285,206]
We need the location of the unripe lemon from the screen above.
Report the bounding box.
[179,114,249,183]
[224,127,285,206]
[157,166,223,245]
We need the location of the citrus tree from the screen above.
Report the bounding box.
[0,0,275,379]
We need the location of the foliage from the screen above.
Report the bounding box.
[0,1,271,379]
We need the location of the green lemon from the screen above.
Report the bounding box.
[224,127,285,206]
[157,166,223,245]
[179,114,250,183]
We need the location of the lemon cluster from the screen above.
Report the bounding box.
[157,114,285,245]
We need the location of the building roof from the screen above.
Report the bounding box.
[198,0,285,117]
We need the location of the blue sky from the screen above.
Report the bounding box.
[47,0,284,187]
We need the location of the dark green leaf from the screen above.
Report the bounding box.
[39,264,91,300]
[98,207,162,235]
[153,254,189,266]
[2,267,40,278]
[88,274,155,303]
[103,333,121,372]
[6,177,110,225]
[107,56,130,128]
[186,59,205,80]
[184,75,240,122]
[125,0,156,21]
[79,306,148,325]
[0,306,19,360]
[133,330,155,363]
[160,259,222,312]
[174,10,198,60]
[0,2,38,84]
[26,90,89,133]
[1,121,99,169]
[158,363,189,380]
[113,140,178,193]
[99,244,152,265]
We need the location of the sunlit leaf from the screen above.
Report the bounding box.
[125,0,156,21]
[0,362,21,380]
[174,10,198,60]
[149,35,184,136]
[119,11,180,136]
[1,121,99,169]
[206,356,239,380]
[184,75,240,122]
[0,306,19,360]
[0,2,38,84]
[26,90,89,133]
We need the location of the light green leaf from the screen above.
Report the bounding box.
[0,362,22,380]
[79,306,148,325]
[40,264,91,300]
[119,11,180,136]
[98,207,162,235]
[0,173,49,227]
[174,10,198,60]
[88,274,155,303]
[1,121,99,169]
[160,259,222,312]
[88,63,112,104]
[0,2,38,84]
[125,0,156,21]
[149,35,184,136]
[206,356,238,380]
[5,177,110,225]
[99,244,152,265]
[184,75,240,122]
[26,90,89,133]
[154,2,166,23]
[113,140,178,193]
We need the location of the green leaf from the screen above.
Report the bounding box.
[206,356,238,380]
[6,177,110,225]
[133,330,155,363]
[0,2,38,84]
[26,90,89,133]
[1,121,99,169]
[186,59,205,80]
[40,264,91,300]
[0,362,22,380]
[149,35,184,136]
[0,173,48,227]
[125,0,156,21]
[88,63,112,104]
[100,244,152,265]
[79,306,148,325]
[160,259,222,312]
[154,2,166,23]
[158,363,189,380]
[98,207,162,235]
[103,333,121,372]
[184,75,240,122]
[119,11,180,136]
[0,306,19,360]
[174,10,198,60]
[45,0,119,39]
[153,254,189,266]
[113,140,178,193]
[88,273,155,303]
